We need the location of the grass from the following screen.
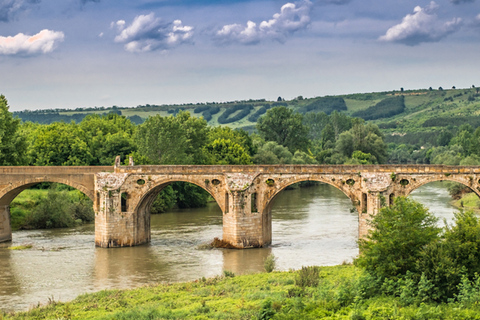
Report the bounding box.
[4,265,480,319]
[453,192,480,212]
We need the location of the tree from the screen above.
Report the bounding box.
[252,141,293,164]
[356,196,440,280]
[335,122,388,163]
[0,95,28,165]
[207,138,252,165]
[28,122,93,166]
[79,114,136,165]
[256,106,310,153]
[135,111,209,165]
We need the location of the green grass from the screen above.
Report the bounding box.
[4,265,480,319]
[453,192,480,212]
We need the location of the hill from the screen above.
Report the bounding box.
[13,87,480,145]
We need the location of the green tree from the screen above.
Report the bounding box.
[336,122,387,163]
[356,196,440,280]
[256,106,310,153]
[207,138,252,165]
[208,126,255,156]
[0,95,28,165]
[79,114,136,165]
[135,111,209,165]
[252,141,293,164]
[28,122,93,166]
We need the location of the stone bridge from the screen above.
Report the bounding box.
[1,161,480,248]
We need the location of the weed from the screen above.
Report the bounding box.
[264,254,276,273]
[296,266,320,288]
[223,270,235,278]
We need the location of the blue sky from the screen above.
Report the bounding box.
[0,0,479,111]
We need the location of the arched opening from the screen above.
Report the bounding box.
[135,181,223,248]
[0,182,95,244]
[265,180,358,269]
[408,180,479,226]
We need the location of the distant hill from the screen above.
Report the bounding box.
[13,87,480,145]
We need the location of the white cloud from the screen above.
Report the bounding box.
[379,1,462,46]
[114,13,193,53]
[0,0,40,22]
[215,0,312,45]
[0,29,64,55]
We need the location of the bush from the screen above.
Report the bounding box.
[356,197,440,280]
[295,266,320,288]
[264,253,276,273]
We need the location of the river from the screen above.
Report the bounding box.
[0,182,461,312]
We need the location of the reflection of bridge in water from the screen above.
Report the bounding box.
[1,159,479,248]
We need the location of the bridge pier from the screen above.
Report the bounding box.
[0,205,12,243]
[222,190,271,248]
[94,172,150,248]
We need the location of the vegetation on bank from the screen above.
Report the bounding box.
[4,264,480,320]
[9,184,94,231]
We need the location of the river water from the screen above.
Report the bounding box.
[0,182,461,312]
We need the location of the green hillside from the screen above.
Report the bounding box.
[14,87,480,145]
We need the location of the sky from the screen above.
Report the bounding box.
[0,0,479,111]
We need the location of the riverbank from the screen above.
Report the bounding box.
[452,192,480,213]
[3,264,480,319]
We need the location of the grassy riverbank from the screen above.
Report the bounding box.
[10,185,94,230]
[3,265,480,320]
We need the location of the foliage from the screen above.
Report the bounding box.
[264,254,276,273]
[0,95,28,165]
[336,121,388,163]
[295,266,320,288]
[11,185,94,230]
[353,96,405,120]
[256,106,310,153]
[150,185,177,214]
[356,196,440,280]
[252,141,293,164]
[26,122,94,166]
[297,96,347,114]
[217,104,253,124]
[13,264,480,320]
[135,111,209,165]
[248,105,271,122]
[79,114,136,165]
[206,138,252,165]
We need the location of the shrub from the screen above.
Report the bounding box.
[356,197,440,280]
[296,266,320,288]
[264,253,276,273]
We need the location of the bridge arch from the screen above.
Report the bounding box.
[262,176,358,214]
[0,178,94,243]
[400,176,480,198]
[132,178,224,215]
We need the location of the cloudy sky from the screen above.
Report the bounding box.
[0,0,479,111]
